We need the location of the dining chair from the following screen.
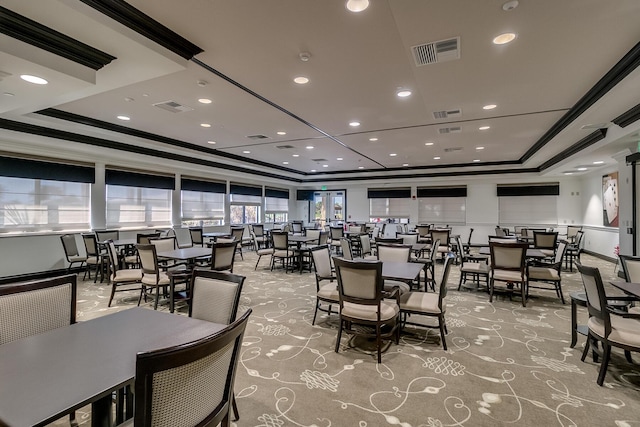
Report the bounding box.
[533,231,558,259]
[329,227,344,253]
[396,233,418,245]
[270,231,295,272]
[310,245,339,325]
[333,257,401,364]
[575,262,640,386]
[415,225,431,244]
[489,241,529,307]
[124,232,161,268]
[0,274,79,425]
[340,238,353,260]
[291,222,303,235]
[137,244,188,310]
[189,269,246,421]
[526,240,568,303]
[95,229,120,243]
[60,234,86,273]
[251,224,268,249]
[126,309,251,427]
[106,240,143,307]
[252,231,274,270]
[617,255,640,313]
[400,255,454,350]
[189,227,204,247]
[430,229,451,261]
[359,234,377,260]
[208,240,238,273]
[82,233,106,282]
[565,231,584,271]
[230,227,245,260]
[456,236,489,292]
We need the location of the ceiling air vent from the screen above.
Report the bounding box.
[276,145,295,149]
[247,134,269,140]
[443,147,463,153]
[438,126,462,134]
[311,158,327,162]
[412,37,460,66]
[152,100,194,113]
[433,108,462,119]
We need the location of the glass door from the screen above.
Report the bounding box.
[312,190,346,228]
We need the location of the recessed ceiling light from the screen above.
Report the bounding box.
[369,137,378,142]
[277,131,287,135]
[425,142,434,146]
[564,172,574,175]
[593,161,604,165]
[358,166,364,169]
[322,164,329,168]
[389,153,397,157]
[402,163,409,167]
[311,169,317,172]
[292,154,299,157]
[243,150,251,154]
[116,115,130,121]
[200,123,211,128]
[346,0,369,12]
[294,76,309,84]
[198,98,212,104]
[493,33,516,45]
[306,145,314,149]
[396,89,412,98]
[476,146,485,150]
[20,74,48,85]
[433,156,441,160]
[577,167,587,171]
[473,159,481,162]
[337,157,343,161]
[283,161,289,165]
[483,104,497,110]
[479,126,491,130]
[207,141,216,144]
[349,121,361,127]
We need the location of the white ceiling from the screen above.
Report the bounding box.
[2,0,640,182]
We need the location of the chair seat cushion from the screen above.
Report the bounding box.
[492,269,526,282]
[363,255,377,261]
[113,269,142,282]
[400,291,440,314]
[257,248,274,255]
[273,250,293,257]
[342,301,399,322]
[68,255,87,263]
[141,272,170,286]
[528,266,559,281]
[540,249,555,257]
[86,256,101,265]
[461,262,489,274]
[588,316,640,347]
[318,283,339,301]
[383,280,411,295]
[630,306,640,314]
[123,255,138,264]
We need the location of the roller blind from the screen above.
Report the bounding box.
[498,195,558,225]
[418,197,466,225]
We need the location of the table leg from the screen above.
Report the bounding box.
[570,297,578,348]
[91,394,113,427]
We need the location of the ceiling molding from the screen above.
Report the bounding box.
[538,129,608,171]
[0,118,301,183]
[79,0,203,60]
[303,168,540,183]
[520,41,640,163]
[613,103,640,128]
[0,6,116,70]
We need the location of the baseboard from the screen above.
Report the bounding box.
[0,267,84,285]
[582,249,616,264]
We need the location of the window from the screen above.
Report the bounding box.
[229,184,262,225]
[498,195,558,226]
[265,188,289,223]
[418,198,466,225]
[180,178,226,227]
[368,188,410,223]
[0,177,90,232]
[106,185,172,228]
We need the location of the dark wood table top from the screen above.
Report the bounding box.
[288,235,317,243]
[478,247,546,258]
[102,238,137,247]
[382,261,424,282]
[609,280,640,299]
[157,246,212,260]
[0,308,225,427]
[202,232,231,238]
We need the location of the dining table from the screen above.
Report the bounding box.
[609,280,640,299]
[0,307,225,427]
[157,246,212,266]
[382,261,424,284]
[478,246,547,259]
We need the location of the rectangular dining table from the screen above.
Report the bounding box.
[382,261,424,283]
[478,246,547,259]
[157,246,212,266]
[0,307,225,427]
[609,280,640,299]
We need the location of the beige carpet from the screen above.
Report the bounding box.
[54,249,640,427]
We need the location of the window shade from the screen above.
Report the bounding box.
[106,185,172,228]
[105,170,174,190]
[367,188,411,199]
[497,184,559,197]
[181,190,225,220]
[417,186,467,198]
[498,195,558,225]
[265,197,288,212]
[0,156,94,183]
[418,197,466,225]
[181,178,226,193]
[265,188,289,199]
[370,198,410,217]
[230,183,262,196]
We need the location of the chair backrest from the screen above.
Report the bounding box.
[340,238,353,260]
[514,226,524,235]
[360,234,372,256]
[488,236,517,243]
[466,228,474,246]
[252,224,265,237]
[376,243,411,262]
[95,230,119,242]
[166,228,177,238]
[60,234,81,259]
[455,236,466,264]
[416,225,431,238]
[306,229,321,241]
[154,229,169,237]
[106,240,122,273]
[137,244,160,277]
[271,231,289,250]
[619,254,640,282]
[348,225,362,233]
[555,241,568,265]
[533,231,558,250]
[371,227,381,239]
[311,245,333,280]
[189,228,204,246]
[574,230,584,247]
[494,227,506,237]
[292,222,303,234]
[211,241,238,272]
[567,225,582,240]
[0,274,77,345]
[431,229,450,248]
[334,257,384,306]
[82,233,99,257]
[330,226,344,240]
[230,227,244,243]
[375,237,403,244]
[396,233,418,245]
[150,236,178,252]
[137,232,161,245]
[428,239,441,263]
[576,263,610,335]
[132,309,251,427]
[190,270,245,324]
[489,242,528,272]
[437,255,454,310]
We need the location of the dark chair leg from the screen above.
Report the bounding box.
[581,335,590,362]
[597,344,611,386]
[625,350,633,364]
[232,393,240,421]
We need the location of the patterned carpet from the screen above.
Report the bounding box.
[53,248,640,427]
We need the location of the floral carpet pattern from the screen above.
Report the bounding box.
[55,250,640,427]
